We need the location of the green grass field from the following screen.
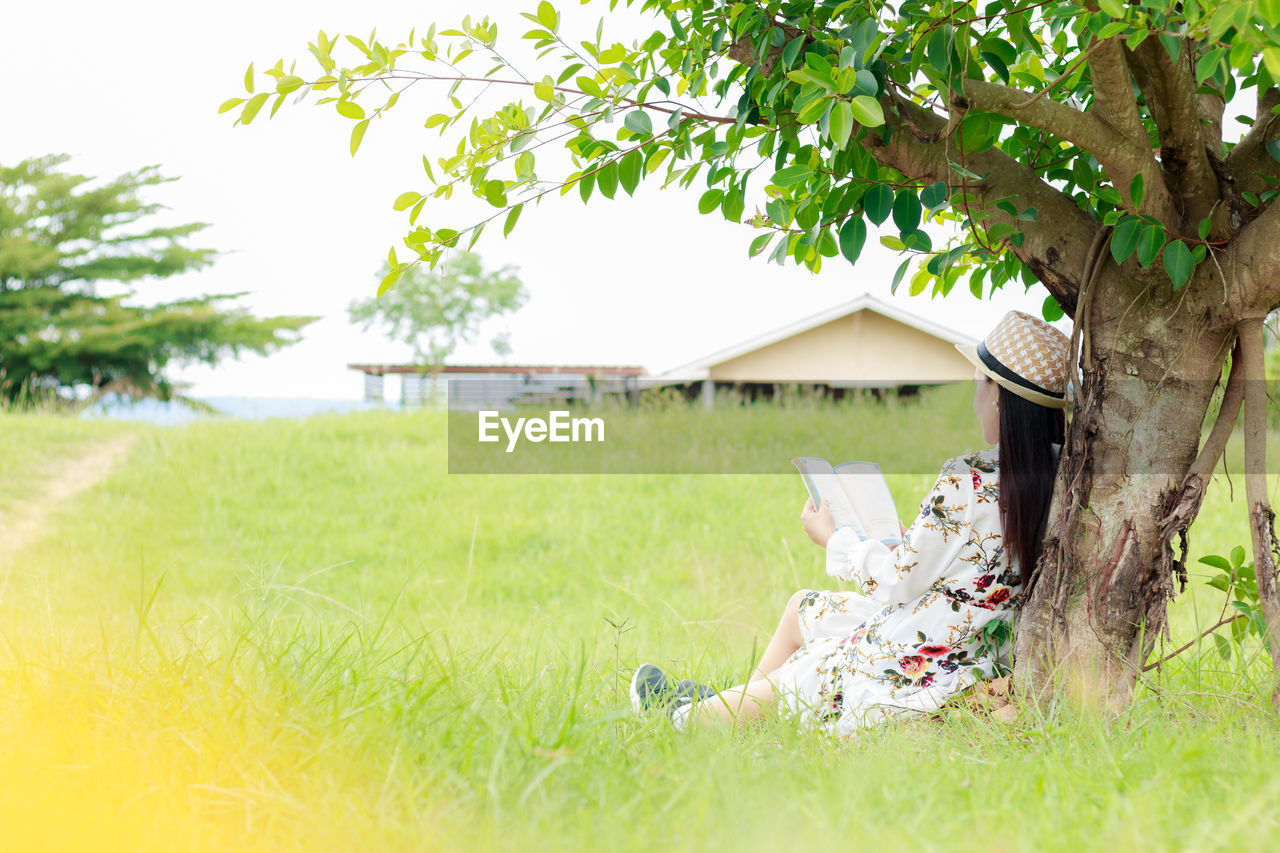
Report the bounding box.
[1,389,1277,851]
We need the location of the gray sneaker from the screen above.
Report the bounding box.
[674,679,716,703]
[630,665,717,715]
[630,663,673,713]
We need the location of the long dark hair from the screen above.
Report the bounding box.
[997,385,1065,576]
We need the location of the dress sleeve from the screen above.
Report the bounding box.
[824,455,976,607]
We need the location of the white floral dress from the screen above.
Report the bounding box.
[771,447,1022,735]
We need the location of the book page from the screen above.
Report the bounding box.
[833,461,901,546]
[790,457,864,537]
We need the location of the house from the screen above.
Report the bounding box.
[657,293,979,406]
[348,363,646,409]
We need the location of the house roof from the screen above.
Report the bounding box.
[658,293,980,380]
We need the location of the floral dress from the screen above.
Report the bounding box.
[771,447,1021,735]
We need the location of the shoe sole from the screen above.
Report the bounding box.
[628,666,646,714]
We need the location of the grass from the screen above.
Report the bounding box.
[1,390,1278,851]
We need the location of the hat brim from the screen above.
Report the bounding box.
[955,343,1069,409]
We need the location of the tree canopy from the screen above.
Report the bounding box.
[0,155,314,406]
[348,251,527,368]
[230,0,1279,309]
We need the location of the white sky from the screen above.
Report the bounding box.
[3,0,1051,400]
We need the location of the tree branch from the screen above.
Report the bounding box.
[1141,614,1246,671]
[1237,318,1280,707]
[1126,38,1221,226]
[963,78,1175,223]
[1230,193,1280,314]
[1187,335,1243,483]
[869,94,1100,315]
[1088,37,1149,147]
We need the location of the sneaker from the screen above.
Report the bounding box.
[630,663,673,713]
[673,679,716,703]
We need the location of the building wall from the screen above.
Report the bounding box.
[707,309,974,383]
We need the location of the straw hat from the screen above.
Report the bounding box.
[955,311,1070,409]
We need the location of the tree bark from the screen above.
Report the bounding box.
[1014,267,1234,710]
[1237,319,1280,706]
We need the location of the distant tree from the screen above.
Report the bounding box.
[0,155,314,408]
[348,251,527,369]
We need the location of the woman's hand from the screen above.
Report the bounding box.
[801,498,837,547]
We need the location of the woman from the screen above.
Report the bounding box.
[631,310,1069,734]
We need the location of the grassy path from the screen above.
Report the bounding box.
[0,434,136,567]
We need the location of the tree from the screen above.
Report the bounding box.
[348,251,527,369]
[231,0,1280,708]
[0,155,314,407]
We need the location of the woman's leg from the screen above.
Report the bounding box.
[684,678,775,729]
[750,590,809,682]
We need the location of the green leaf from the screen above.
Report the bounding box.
[1266,138,1280,164]
[698,189,724,215]
[1111,217,1141,263]
[864,183,893,225]
[504,203,523,237]
[772,165,812,186]
[1098,0,1125,17]
[240,92,270,124]
[1136,222,1165,268]
[1042,294,1064,321]
[578,170,595,203]
[797,97,829,125]
[618,151,642,196]
[749,233,773,258]
[829,100,854,149]
[596,162,618,199]
[920,181,948,210]
[350,119,370,156]
[849,95,885,127]
[276,75,304,95]
[782,35,805,69]
[1214,632,1232,661]
[927,27,953,75]
[889,257,912,294]
[337,100,366,120]
[484,180,507,207]
[1162,239,1194,289]
[623,110,653,137]
[1199,554,1233,571]
[393,191,422,211]
[1264,46,1280,79]
[537,0,558,31]
[1231,545,1247,567]
[244,62,255,94]
[766,198,790,226]
[377,266,403,297]
[218,97,245,115]
[892,191,922,233]
[839,218,867,263]
[1129,173,1144,208]
[534,80,555,102]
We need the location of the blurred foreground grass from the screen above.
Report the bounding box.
[1,388,1277,851]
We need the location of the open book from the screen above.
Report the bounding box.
[792,457,902,547]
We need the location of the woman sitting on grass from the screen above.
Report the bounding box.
[631,310,1069,735]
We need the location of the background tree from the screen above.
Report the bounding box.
[232,0,1280,708]
[0,155,314,408]
[348,251,527,370]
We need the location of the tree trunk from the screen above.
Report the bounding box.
[1014,271,1234,710]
